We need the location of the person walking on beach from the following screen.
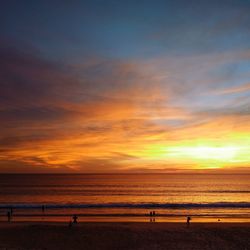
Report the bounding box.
[68,220,73,228]
[7,211,11,222]
[186,216,191,227]
[72,214,78,224]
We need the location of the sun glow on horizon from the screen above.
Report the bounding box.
[169,146,241,161]
[138,137,250,170]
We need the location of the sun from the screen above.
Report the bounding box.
[179,146,240,160]
[168,145,241,162]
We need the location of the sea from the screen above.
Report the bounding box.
[0,174,249,223]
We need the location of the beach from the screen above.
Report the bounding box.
[0,222,249,250]
[1,174,249,249]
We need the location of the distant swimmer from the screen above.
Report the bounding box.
[186,216,191,227]
[72,214,78,224]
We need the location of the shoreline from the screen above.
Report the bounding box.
[1,215,250,223]
[1,221,250,225]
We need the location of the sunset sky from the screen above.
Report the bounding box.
[1,0,250,173]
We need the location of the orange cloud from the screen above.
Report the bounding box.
[0,44,250,173]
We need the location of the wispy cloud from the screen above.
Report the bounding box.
[0,38,250,172]
[214,82,250,95]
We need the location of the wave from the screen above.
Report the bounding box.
[0,202,250,209]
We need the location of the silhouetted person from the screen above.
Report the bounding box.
[72,214,78,223]
[68,220,73,228]
[149,211,152,216]
[150,217,155,222]
[42,205,45,213]
[186,216,191,227]
[152,211,156,216]
[7,211,11,222]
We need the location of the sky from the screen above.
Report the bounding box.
[0,0,250,173]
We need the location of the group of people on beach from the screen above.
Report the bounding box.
[148,210,192,226]
[149,210,156,222]
[5,206,192,226]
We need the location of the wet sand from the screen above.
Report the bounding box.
[0,222,249,250]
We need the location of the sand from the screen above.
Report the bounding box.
[0,222,249,250]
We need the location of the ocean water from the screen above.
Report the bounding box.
[0,174,249,222]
